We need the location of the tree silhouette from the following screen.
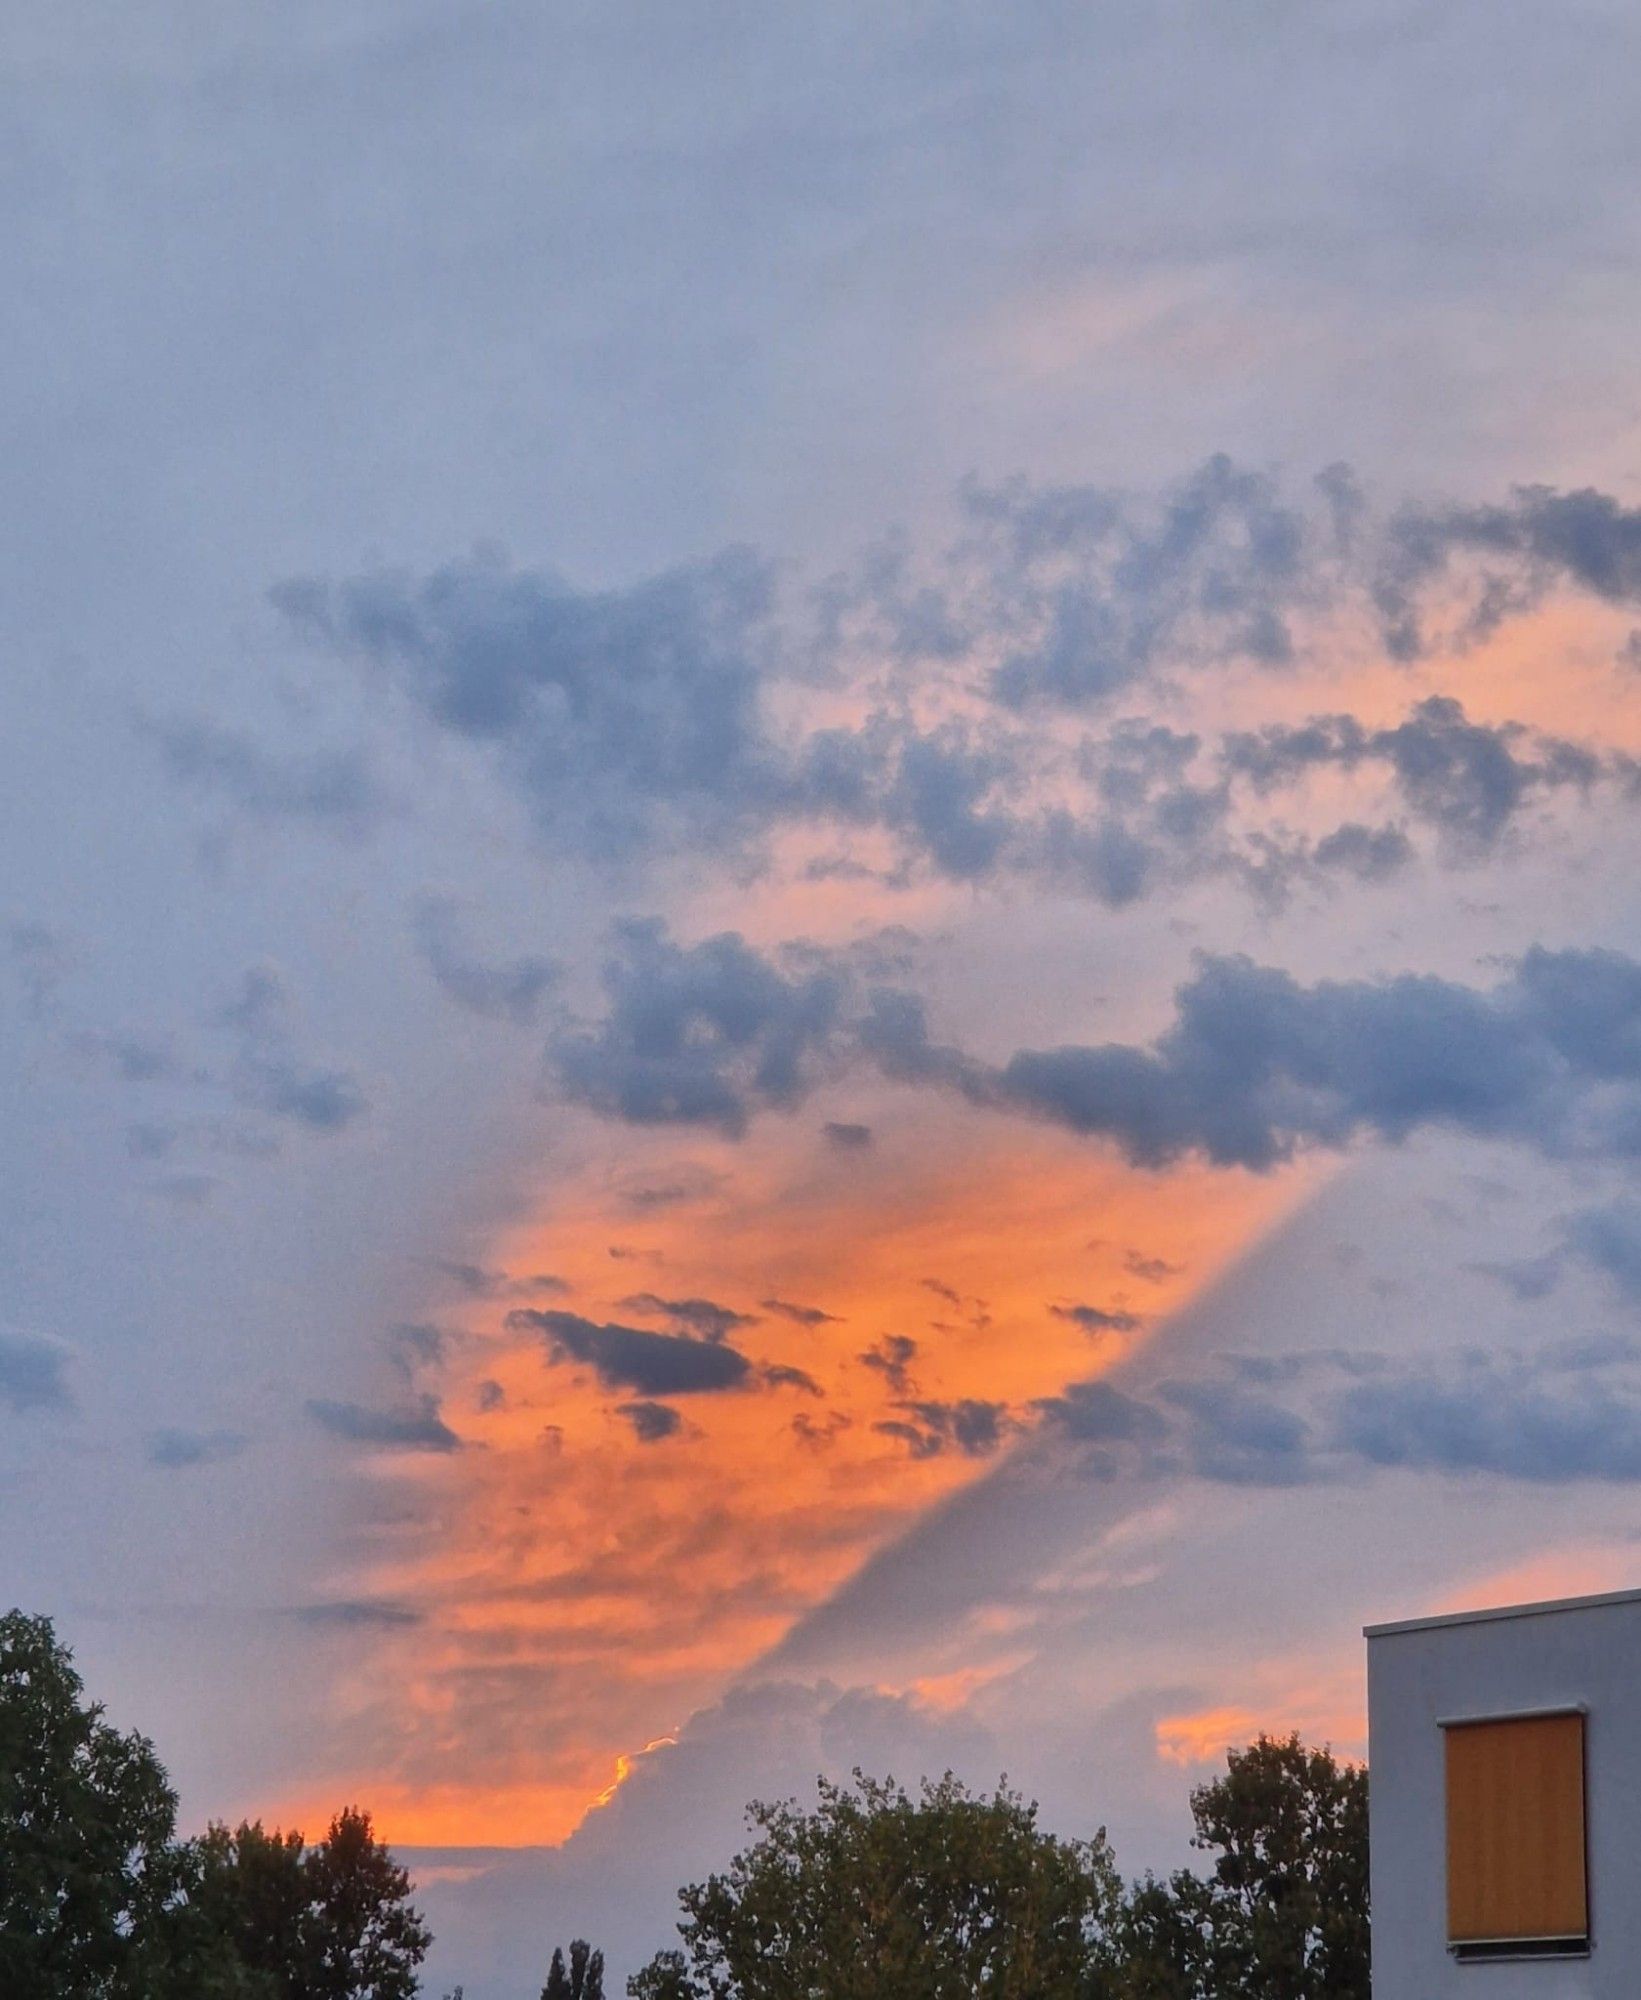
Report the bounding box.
[543,1936,606,2000]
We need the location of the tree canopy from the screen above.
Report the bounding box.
[628,1769,1122,2000]
[0,1610,431,1999]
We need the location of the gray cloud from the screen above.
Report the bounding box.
[148,716,386,837]
[1222,696,1603,857]
[0,1331,74,1415]
[547,919,848,1135]
[859,1334,918,1394]
[616,1293,758,1342]
[274,546,781,861]
[1052,1303,1143,1337]
[822,1121,873,1150]
[412,896,560,1025]
[509,1308,752,1396]
[306,1396,460,1450]
[550,923,1641,1180]
[615,1400,684,1444]
[877,1397,1012,1459]
[220,965,369,1133]
[266,465,1639,925]
[761,1297,842,1327]
[1036,1338,1641,1489]
[145,1427,248,1469]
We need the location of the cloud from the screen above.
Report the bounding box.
[220,965,369,1133]
[859,1334,918,1394]
[1052,1303,1143,1336]
[1221,696,1602,857]
[616,1293,758,1341]
[274,545,781,860]
[269,466,1639,922]
[509,1309,753,1396]
[145,1427,248,1469]
[8,920,73,1017]
[147,716,386,837]
[960,945,1641,1171]
[878,1398,1012,1459]
[761,1297,842,1327]
[0,1330,73,1415]
[763,1364,824,1397]
[1376,484,1641,656]
[822,1121,873,1150]
[615,1400,684,1444]
[307,1396,461,1451]
[549,922,1641,1179]
[412,896,559,1025]
[290,1600,425,1630]
[1034,1338,1641,1490]
[547,919,848,1135]
[1564,1201,1641,1302]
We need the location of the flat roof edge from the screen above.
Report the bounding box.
[1365,1582,1641,1639]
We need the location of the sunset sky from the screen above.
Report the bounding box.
[8,6,1641,1993]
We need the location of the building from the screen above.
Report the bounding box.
[1366,1586,1641,1998]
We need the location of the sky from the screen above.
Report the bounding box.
[6,3,1641,1992]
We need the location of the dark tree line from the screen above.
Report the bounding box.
[3,1607,1367,1999]
[625,1744,1367,2000]
[0,1609,429,1998]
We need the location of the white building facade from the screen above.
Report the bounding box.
[1367,1587,1641,2000]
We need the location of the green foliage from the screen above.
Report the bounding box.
[0,1610,430,2000]
[191,1808,431,2000]
[1112,1734,1368,2000]
[628,1769,1122,2000]
[0,1607,198,1997]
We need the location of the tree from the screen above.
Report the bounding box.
[0,1607,199,1997]
[1114,1735,1368,2000]
[628,1770,1121,2000]
[543,1938,606,2000]
[195,1808,431,2000]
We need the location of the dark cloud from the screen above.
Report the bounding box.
[547,919,848,1135]
[615,1400,684,1444]
[412,896,560,1025]
[974,456,1316,711]
[1222,696,1602,857]
[0,1331,73,1415]
[1564,1201,1641,1302]
[1036,1337,1641,1489]
[822,1121,873,1150]
[145,1428,248,1469]
[221,965,368,1133]
[859,1334,918,1394]
[8,920,72,1017]
[1332,1364,1641,1482]
[1052,1303,1143,1336]
[274,546,780,860]
[761,1298,842,1326]
[290,1601,424,1630]
[510,1309,752,1396]
[432,1260,570,1301]
[616,1293,758,1341]
[147,716,386,837]
[552,923,1641,1178]
[763,1364,823,1397]
[976,945,1641,1171]
[389,1322,448,1377]
[1376,484,1641,657]
[306,1396,460,1450]
[878,1397,1012,1459]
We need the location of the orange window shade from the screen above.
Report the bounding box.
[1445,1713,1587,1945]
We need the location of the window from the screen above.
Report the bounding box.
[1444,1711,1588,1959]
